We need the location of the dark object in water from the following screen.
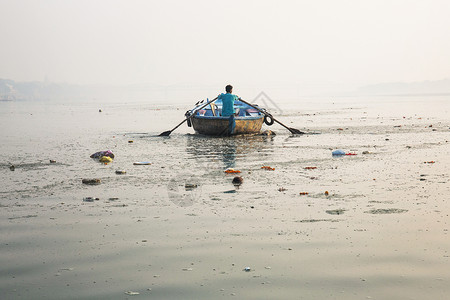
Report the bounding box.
[82,178,101,185]
[232,176,243,185]
[260,130,276,136]
[50,160,56,163]
[9,165,15,171]
[90,150,114,159]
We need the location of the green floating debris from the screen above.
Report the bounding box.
[365,208,408,214]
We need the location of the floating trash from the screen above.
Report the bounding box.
[124,291,140,296]
[261,166,275,171]
[185,183,198,190]
[90,150,114,159]
[243,267,251,272]
[225,168,241,174]
[332,149,346,156]
[82,178,101,185]
[99,156,113,163]
[115,170,126,174]
[299,192,309,195]
[365,208,408,214]
[326,209,346,215]
[133,162,152,165]
[83,197,99,202]
[304,166,317,170]
[232,176,243,185]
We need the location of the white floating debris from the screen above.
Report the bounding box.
[124,291,140,295]
[182,268,193,271]
[265,266,271,270]
[243,267,251,272]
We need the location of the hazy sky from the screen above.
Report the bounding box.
[1,0,449,93]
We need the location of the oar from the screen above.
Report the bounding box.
[238,98,304,134]
[159,97,219,136]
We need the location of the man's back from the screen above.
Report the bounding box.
[219,93,237,117]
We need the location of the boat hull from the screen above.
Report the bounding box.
[192,115,264,136]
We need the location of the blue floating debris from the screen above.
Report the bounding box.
[332,149,346,156]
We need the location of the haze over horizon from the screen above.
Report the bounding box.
[1,0,449,97]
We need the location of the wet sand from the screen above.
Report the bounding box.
[1,96,449,299]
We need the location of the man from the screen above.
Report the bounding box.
[218,85,239,117]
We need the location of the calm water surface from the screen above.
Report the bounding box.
[0,96,449,299]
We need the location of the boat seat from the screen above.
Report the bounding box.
[246,109,260,116]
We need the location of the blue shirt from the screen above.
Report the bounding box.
[218,93,238,117]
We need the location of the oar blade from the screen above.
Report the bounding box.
[158,130,172,136]
[288,128,305,135]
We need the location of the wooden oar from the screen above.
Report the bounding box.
[238,98,304,134]
[159,97,219,136]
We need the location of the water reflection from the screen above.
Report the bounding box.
[185,134,275,169]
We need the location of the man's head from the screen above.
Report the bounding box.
[225,85,233,93]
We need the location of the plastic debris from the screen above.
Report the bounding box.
[115,170,126,174]
[124,291,140,296]
[9,165,15,171]
[299,192,309,195]
[243,267,251,272]
[232,176,243,185]
[82,178,101,185]
[345,153,357,156]
[133,162,152,165]
[225,168,241,174]
[185,183,198,190]
[324,191,329,196]
[83,197,99,202]
[332,149,346,156]
[304,167,317,170]
[50,160,56,163]
[99,156,113,163]
[261,166,275,171]
[90,150,114,159]
[424,161,435,164]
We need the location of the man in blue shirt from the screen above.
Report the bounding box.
[218,85,239,117]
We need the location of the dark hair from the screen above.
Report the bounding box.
[225,85,233,93]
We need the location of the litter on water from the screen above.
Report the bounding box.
[332,149,346,156]
[133,162,152,165]
[225,168,241,174]
[261,166,275,171]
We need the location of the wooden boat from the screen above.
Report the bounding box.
[189,100,265,136]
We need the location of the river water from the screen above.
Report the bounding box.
[1,96,449,299]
